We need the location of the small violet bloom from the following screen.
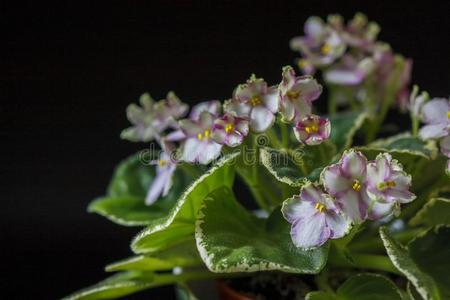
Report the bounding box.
[282,183,351,249]
[366,153,416,220]
[321,150,370,223]
[224,75,279,133]
[121,92,188,142]
[278,66,322,122]
[145,150,177,205]
[189,100,222,121]
[418,98,450,140]
[290,16,346,72]
[179,111,222,164]
[212,113,249,147]
[294,114,331,145]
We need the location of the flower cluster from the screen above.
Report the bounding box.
[282,150,415,248]
[290,13,412,111]
[122,67,331,205]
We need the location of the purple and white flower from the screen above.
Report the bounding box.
[320,150,370,223]
[418,98,450,140]
[282,183,351,249]
[335,13,380,51]
[278,66,322,122]
[366,153,416,220]
[290,16,346,72]
[121,92,188,142]
[179,111,222,164]
[224,75,279,133]
[294,114,331,145]
[145,150,177,205]
[189,100,222,121]
[212,113,249,147]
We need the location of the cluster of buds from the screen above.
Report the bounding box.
[290,13,412,112]
[282,150,415,248]
[122,67,331,205]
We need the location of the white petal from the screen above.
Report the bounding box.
[321,164,351,195]
[145,173,167,205]
[326,212,351,239]
[341,150,367,179]
[282,197,317,224]
[180,138,203,163]
[337,190,366,223]
[421,98,450,124]
[262,87,280,113]
[250,106,275,133]
[198,141,222,164]
[368,201,395,220]
[291,213,329,248]
[419,123,449,140]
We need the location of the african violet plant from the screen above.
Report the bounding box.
[66,13,450,300]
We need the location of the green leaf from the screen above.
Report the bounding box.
[195,187,329,273]
[307,273,404,300]
[105,240,201,272]
[408,226,450,300]
[88,152,192,226]
[380,227,437,300]
[131,152,239,253]
[63,271,155,300]
[329,111,367,151]
[64,270,218,300]
[369,133,437,159]
[409,198,450,227]
[260,143,335,187]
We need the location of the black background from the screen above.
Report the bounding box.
[3,1,450,299]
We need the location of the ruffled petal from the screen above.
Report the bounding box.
[224,99,252,118]
[341,150,367,179]
[326,212,351,239]
[336,190,367,223]
[250,106,275,133]
[321,164,351,195]
[198,141,222,164]
[368,201,395,220]
[282,196,317,224]
[180,138,203,163]
[291,213,329,248]
[190,100,222,120]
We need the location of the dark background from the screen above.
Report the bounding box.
[2,1,450,299]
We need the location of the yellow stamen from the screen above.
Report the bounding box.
[305,124,319,134]
[197,130,211,140]
[286,90,300,100]
[377,181,396,190]
[447,111,450,119]
[321,43,331,55]
[250,96,262,106]
[315,203,326,213]
[158,160,166,167]
[352,179,362,192]
[225,123,234,133]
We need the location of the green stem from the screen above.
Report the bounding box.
[315,270,334,293]
[411,115,420,138]
[280,122,290,148]
[329,253,401,275]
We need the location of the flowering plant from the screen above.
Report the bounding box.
[67,13,450,300]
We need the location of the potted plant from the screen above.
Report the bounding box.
[65,13,450,300]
